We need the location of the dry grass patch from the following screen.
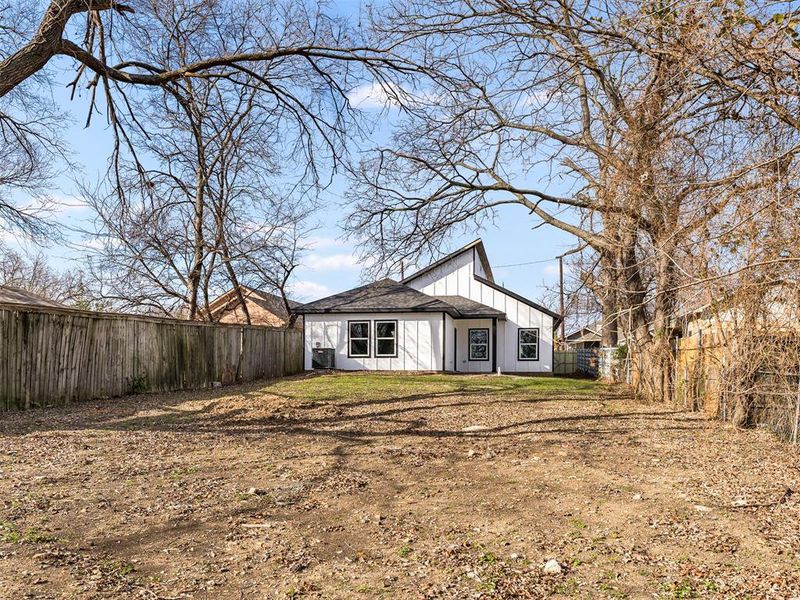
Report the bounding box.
[0,372,798,598]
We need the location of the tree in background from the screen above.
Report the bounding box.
[346,0,798,401]
[81,3,318,318]
[0,0,423,316]
[0,243,98,307]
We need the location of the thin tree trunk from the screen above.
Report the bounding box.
[186,169,206,320]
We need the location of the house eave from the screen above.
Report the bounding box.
[473,275,562,327]
[295,306,461,317]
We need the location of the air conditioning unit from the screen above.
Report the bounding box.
[312,348,336,369]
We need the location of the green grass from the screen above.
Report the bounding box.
[168,466,199,480]
[261,372,604,403]
[0,522,56,544]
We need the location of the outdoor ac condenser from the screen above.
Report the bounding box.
[311,348,336,369]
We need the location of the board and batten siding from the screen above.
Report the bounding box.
[406,249,554,374]
[453,318,494,373]
[304,312,445,371]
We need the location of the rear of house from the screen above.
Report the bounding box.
[295,240,561,374]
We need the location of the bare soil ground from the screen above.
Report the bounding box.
[1,372,799,599]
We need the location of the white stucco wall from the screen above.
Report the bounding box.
[304,312,446,371]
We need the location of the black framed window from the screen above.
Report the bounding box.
[468,328,489,361]
[348,320,370,357]
[518,328,539,360]
[375,320,398,357]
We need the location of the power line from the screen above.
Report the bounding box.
[494,244,589,269]
[494,257,556,268]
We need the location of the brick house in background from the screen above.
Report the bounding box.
[203,286,301,328]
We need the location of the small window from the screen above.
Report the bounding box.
[348,321,370,357]
[518,328,539,360]
[469,328,489,361]
[375,320,398,357]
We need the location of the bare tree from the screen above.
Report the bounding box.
[346,0,796,401]
[0,0,423,237]
[0,243,96,306]
[82,2,328,318]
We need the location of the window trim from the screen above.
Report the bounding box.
[374,319,399,358]
[347,320,371,358]
[518,327,540,361]
[468,328,490,362]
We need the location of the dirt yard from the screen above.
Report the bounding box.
[1,373,799,599]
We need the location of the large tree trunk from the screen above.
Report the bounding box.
[0,1,130,98]
[599,275,619,347]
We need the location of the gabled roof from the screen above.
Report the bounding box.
[473,275,562,324]
[402,239,494,285]
[206,286,300,316]
[294,279,461,316]
[296,240,562,326]
[566,328,601,343]
[565,322,601,341]
[0,285,68,309]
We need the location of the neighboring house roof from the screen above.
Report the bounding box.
[204,286,300,325]
[0,285,68,309]
[566,320,629,344]
[566,327,602,344]
[294,278,463,316]
[402,239,495,284]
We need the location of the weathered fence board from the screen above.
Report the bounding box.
[553,351,577,375]
[0,303,303,411]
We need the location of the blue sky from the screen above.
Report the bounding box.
[3,3,577,309]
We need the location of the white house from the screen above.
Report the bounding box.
[294,239,561,374]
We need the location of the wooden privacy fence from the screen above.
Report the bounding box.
[0,303,303,411]
[553,351,577,375]
[576,347,630,382]
[673,331,800,443]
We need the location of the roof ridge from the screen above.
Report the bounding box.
[401,238,493,284]
[294,277,461,316]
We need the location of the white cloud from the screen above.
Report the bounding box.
[0,230,20,246]
[306,252,360,272]
[543,263,560,276]
[79,237,106,250]
[307,235,348,250]
[348,82,401,109]
[523,89,564,108]
[291,280,330,301]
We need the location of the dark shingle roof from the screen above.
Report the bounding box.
[432,296,505,318]
[294,279,461,316]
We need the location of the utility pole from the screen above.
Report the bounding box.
[555,243,589,350]
[559,255,565,349]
